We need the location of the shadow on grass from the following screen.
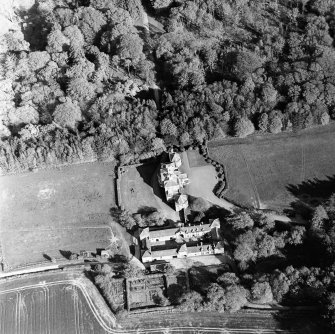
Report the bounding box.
[59,250,72,259]
[273,309,327,334]
[285,175,335,219]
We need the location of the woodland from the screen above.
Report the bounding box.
[2,0,335,172]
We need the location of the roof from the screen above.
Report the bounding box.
[209,218,220,229]
[215,241,224,250]
[178,243,187,254]
[142,250,152,258]
[180,223,211,234]
[169,152,181,163]
[175,194,188,205]
[139,227,150,240]
[149,226,180,239]
[161,162,175,170]
[187,243,213,254]
[149,223,212,240]
[150,248,178,258]
[164,179,179,188]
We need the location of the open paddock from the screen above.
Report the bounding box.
[208,124,335,211]
[0,162,117,269]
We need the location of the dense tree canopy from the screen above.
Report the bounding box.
[2,0,335,172]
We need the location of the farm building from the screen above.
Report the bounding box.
[140,219,221,244]
[139,219,223,263]
[141,241,225,263]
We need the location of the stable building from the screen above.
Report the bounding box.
[141,241,225,263]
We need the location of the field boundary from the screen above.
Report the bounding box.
[0,273,308,333]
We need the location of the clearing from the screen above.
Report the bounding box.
[208,124,335,211]
[0,162,118,269]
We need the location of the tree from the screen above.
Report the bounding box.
[228,212,254,231]
[233,117,255,138]
[251,281,273,304]
[8,105,39,126]
[153,289,169,306]
[118,209,137,230]
[160,118,177,136]
[233,243,254,268]
[224,285,248,312]
[204,283,225,312]
[232,50,263,82]
[53,99,82,130]
[177,291,203,311]
[258,113,268,132]
[268,115,282,134]
[116,33,144,66]
[318,111,330,125]
[325,292,335,329]
[217,272,240,287]
[270,271,290,303]
[311,205,328,231]
[123,262,145,278]
[151,137,166,151]
[287,226,306,245]
[180,131,190,145]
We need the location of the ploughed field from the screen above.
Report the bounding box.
[0,271,116,334]
[208,124,335,211]
[0,162,116,269]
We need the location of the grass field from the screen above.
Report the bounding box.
[208,124,335,211]
[119,164,179,221]
[0,271,116,334]
[181,151,235,210]
[0,162,117,269]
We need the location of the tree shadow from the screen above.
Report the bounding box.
[287,175,335,200]
[17,4,52,51]
[59,250,72,259]
[136,162,169,206]
[285,175,335,218]
[137,206,157,215]
[273,309,327,334]
[43,253,56,262]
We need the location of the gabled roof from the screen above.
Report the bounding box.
[169,152,181,163]
[142,250,152,258]
[139,227,150,240]
[215,241,224,250]
[175,194,188,205]
[209,218,220,229]
[149,226,180,239]
[177,243,187,254]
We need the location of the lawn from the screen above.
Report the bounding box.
[208,124,335,211]
[0,162,117,269]
[118,164,179,221]
[180,151,235,210]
